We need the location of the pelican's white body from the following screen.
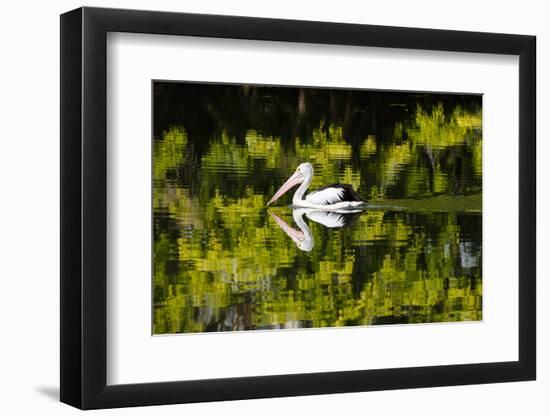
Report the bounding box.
[294,186,367,210]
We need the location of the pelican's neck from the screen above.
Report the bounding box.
[292,171,312,204]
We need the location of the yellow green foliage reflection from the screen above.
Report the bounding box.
[153,84,482,334]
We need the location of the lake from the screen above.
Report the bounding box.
[153,82,482,334]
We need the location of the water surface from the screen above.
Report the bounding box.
[153,83,482,334]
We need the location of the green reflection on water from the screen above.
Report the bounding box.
[153,84,482,334]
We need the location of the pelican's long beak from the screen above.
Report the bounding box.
[267,171,304,206]
[268,211,305,243]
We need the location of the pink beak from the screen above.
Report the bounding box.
[267,171,304,206]
[269,211,305,243]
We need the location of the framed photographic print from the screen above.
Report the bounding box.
[60,6,536,409]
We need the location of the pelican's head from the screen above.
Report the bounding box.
[296,162,313,179]
[267,162,313,206]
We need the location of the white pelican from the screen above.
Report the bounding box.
[269,208,363,252]
[267,162,367,209]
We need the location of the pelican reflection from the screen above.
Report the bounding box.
[269,208,364,252]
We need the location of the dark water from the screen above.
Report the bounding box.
[153,83,482,334]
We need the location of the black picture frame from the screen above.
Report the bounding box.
[60,6,536,410]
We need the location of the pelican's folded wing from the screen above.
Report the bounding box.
[305,184,361,205]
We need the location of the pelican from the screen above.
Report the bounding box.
[267,162,367,209]
[269,208,363,252]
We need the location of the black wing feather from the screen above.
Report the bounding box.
[311,183,363,203]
